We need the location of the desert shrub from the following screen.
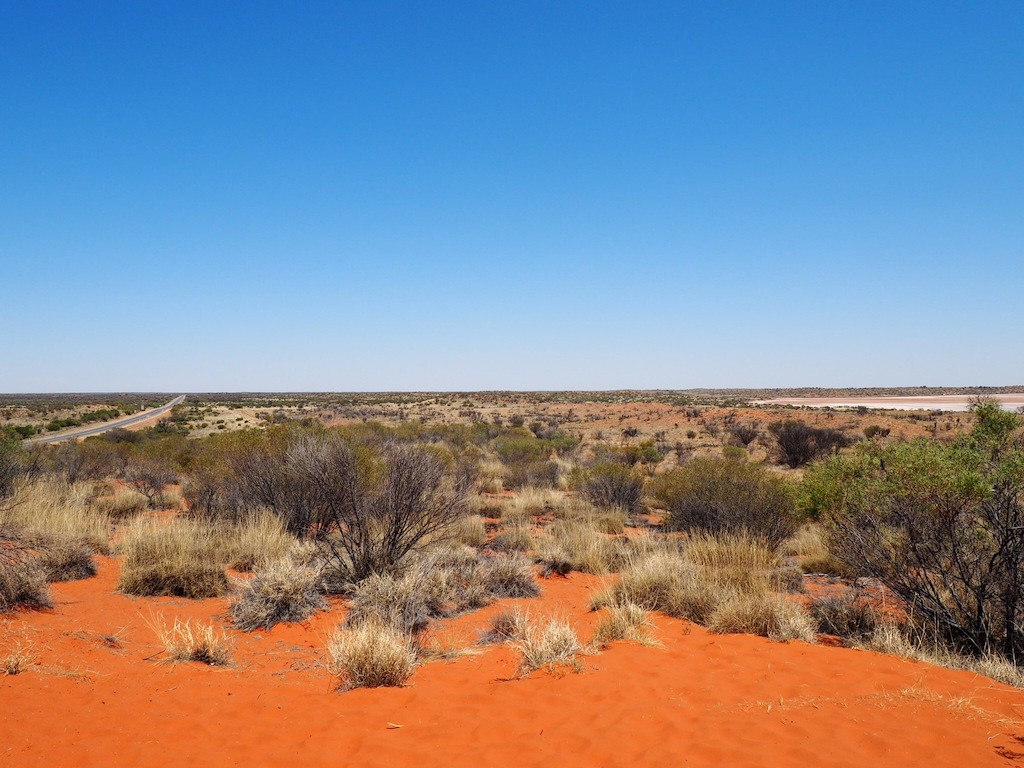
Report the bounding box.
[573,462,644,513]
[148,616,232,665]
[289,437,470,582]
[707,593,815,641]
[327,621,416,690]
[810,594,878,640]
[813,401,1024,659]
[728,423,760,447]
[721,445,747,462]
[770,564,806,593]
[122,456,178,508]
[0,435,24,501]
[117,517,228,598]
[0,557,52,612]
[863,424,890,440]
[510,613,583,677]
[455,515,487,547]
[768,420,852,468]
[593,602,656,647]
[230,557,327,631]
[649,458,797,546]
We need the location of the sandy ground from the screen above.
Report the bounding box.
[3,558,1024,767]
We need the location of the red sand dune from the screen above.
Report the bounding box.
[3,558,1024,767]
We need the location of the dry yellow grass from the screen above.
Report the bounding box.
[147,615,233,665]
[3,478,111,553]
[592,602,659,647]
[220,511,296,571]
[509,611,583,676]
[327,621,416,690]
[117,517,228,598]
[454,515,487,548]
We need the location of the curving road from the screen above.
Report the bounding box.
[23,395,186,445]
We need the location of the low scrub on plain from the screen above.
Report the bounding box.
[117,517,228,598]
[327,620,417,690]
[230,557,327,631]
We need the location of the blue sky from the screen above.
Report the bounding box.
[2,2,1021,391]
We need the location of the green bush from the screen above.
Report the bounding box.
[649,458,797,546]
[573,462,644,513]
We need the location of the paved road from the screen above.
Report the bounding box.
[23,395,186,445]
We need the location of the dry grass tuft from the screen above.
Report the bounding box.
[510,612,583,677]
[117,517,228,598]
[491,524,534,553]
[90,488,148,519]
[220,511,296,572]
[862,623,1024,689]
[2,642,33,675]
[3,478,111,553]
[327,621,416,690]
[455,515,487,548]
[810,593,879,640]
[707,593,816,642]
[346,547,539,633]
[593,602,659,647]
[230,556,327,631]
[535,519,618,575]
[148,615,233,665]
[0,557,52,612]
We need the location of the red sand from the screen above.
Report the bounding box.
[3,558,1024,767]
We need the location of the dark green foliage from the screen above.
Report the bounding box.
[812,400,1024,658]
[768,420,853,468]
[649,458,797,545]
[574,462,644,512]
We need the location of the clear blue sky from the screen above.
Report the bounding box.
[2,2,1021,392]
